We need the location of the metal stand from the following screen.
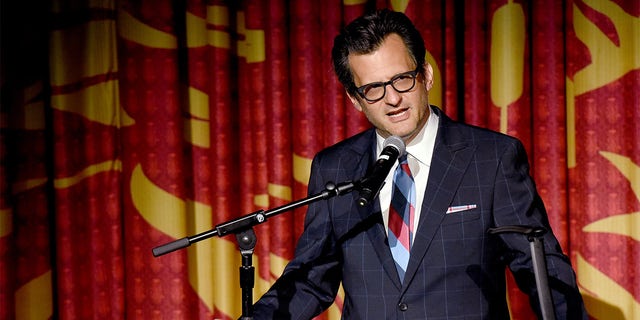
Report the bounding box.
[488,225,556,320]
[151,181,356,319]
[236,228,256,319]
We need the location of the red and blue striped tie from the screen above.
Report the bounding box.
[389,154,415,282]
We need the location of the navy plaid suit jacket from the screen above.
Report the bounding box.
[253,106,585,319]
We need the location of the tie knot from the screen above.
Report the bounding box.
[397,154,412,177]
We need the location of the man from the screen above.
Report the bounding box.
[253,9,586,319]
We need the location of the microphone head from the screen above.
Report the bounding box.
[383,135,405,155]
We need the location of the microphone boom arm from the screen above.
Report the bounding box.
[152,181,355,257]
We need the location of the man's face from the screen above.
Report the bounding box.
[348,34,434,143]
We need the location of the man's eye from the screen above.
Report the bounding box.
[363,84,383,92]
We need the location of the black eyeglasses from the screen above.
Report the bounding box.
[355,67,420,103]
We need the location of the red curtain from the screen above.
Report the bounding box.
[1,0,638,319]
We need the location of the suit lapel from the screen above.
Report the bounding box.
[357,202,403,289]
[403,108,477,288]
[351,130,404,289]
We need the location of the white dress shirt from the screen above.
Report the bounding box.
[376,109,439,241]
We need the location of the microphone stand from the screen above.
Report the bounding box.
[152,181,356,319]
[488,225,556,320]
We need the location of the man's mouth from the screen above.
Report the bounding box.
[387,107,409,118]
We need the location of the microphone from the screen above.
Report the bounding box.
[356,135,406,207]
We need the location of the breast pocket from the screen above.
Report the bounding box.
[441,206,481,225]
[439,206,484,242]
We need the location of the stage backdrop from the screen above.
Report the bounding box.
[1,0,638,319]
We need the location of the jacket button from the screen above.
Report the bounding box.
[398,303,408,311]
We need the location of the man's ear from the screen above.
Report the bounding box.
[423,62,434,91]
[347,91,363,112]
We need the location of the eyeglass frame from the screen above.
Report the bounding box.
[354,67,421,103]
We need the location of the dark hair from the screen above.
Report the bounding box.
[331,9,426,96]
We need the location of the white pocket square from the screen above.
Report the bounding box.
[446,204,477,214]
